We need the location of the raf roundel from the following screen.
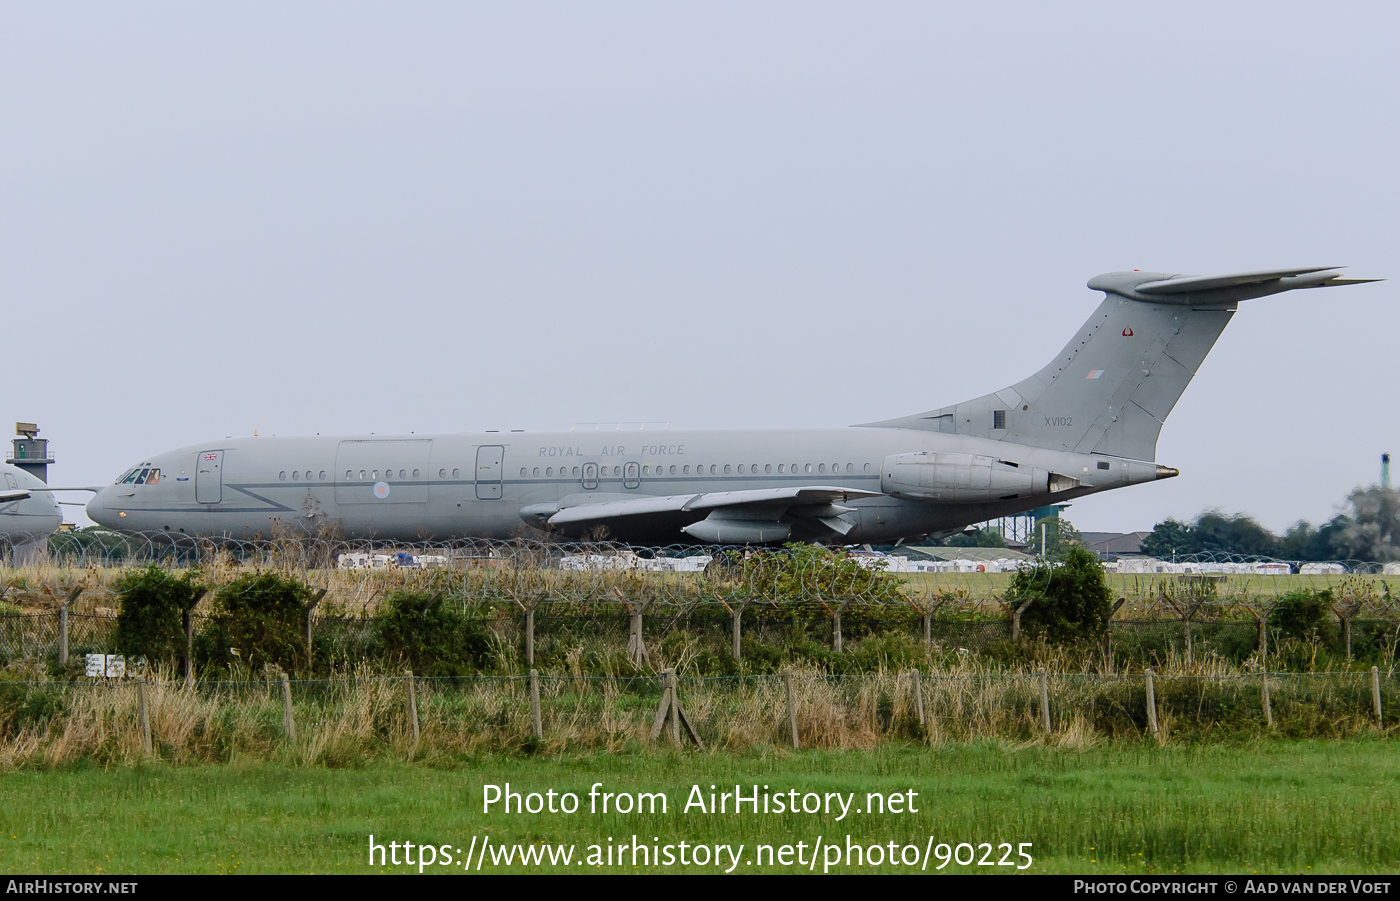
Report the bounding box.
[373,481,391,500]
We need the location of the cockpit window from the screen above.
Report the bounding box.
[119,469,139,484]
[119,468,160,485]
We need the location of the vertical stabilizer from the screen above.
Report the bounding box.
[861,267,1378,460]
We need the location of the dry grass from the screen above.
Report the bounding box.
[1,650,1391,770]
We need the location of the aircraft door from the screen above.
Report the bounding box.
[581,462,599,490]
[475,446,504,500]
[623,462,640,489]
[195,451,223,504]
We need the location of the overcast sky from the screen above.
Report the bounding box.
[2,2,1395,534]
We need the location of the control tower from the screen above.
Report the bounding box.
[7,422,54,483]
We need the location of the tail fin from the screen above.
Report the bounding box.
[862,267,1380,460]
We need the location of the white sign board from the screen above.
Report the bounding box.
[84,654,126,678]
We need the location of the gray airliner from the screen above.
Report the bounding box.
[86,267,1378,545]
[0,462,61,545]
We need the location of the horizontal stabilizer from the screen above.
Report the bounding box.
[1088,267,1381,304]
[1134,266,1342,294]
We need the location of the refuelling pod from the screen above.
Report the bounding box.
[880,452,1079,503]
[681,518,792,544]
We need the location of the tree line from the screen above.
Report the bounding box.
[1141,486,1400,562]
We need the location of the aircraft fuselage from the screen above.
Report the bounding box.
[87,427,1166,544]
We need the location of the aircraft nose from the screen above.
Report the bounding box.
[86,489,113,527]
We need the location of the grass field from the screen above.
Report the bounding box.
[1,741,1395,875]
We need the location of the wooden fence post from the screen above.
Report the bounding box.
[1373,666,1384,726]
[832,600,851,653]
[1261,669,1273,729]
[784,673,799,750]
[1333,602,1362,660]
[1007,597,1034,641]
[529,669,542,739]
[615,591,651,668]
[406,670,420,748]
[731,602,747,661]
[912,671,925,726]
[58,603,68,667]
[525,606,536,666]
[650,669,673,742]
[137,679,152,755]
[667,669,680,744]
[1144,668,1158,735]
[279,672,296,742]
[647,668,704,750]
[1038,669,1052,733]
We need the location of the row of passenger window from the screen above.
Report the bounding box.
[274,462,874,483]
[518,463,874,478]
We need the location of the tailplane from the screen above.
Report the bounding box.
[863,267,1381,460]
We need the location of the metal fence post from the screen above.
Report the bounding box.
[1038,669,1052,733]
[280,672,296,742]
[529,669,542,739]
[1144,668,1159,735]
[137,679,152,755]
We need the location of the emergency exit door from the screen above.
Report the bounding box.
[475,446,504,499]
[195,451,223,504]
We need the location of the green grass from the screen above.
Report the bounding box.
[1,741,1395,875]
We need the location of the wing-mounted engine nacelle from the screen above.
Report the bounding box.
[879,452,1080,503]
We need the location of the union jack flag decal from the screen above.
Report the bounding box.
[202,453,219,461]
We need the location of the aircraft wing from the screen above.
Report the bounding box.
[521,485,883,542]
[0,490,31,503]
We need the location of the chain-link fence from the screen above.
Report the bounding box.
[0,669,1392,767]
[4,607,1397,674]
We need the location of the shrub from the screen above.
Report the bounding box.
[725,544,907,603]
[196,571,314,673]
[1010,546,1113,643]
[1269,589,1334,643]
[377,591,492,677]
[112,565,204,665]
